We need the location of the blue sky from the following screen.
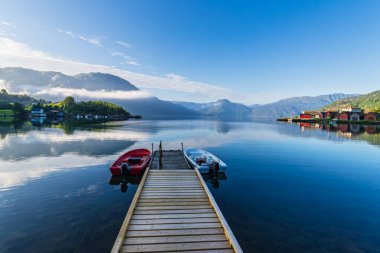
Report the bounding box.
[0,0,380,104]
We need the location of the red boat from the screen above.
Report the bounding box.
[110,149,151,176]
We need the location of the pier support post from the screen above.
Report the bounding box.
[159,140,163,170]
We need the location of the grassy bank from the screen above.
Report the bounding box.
[0,109,15,117]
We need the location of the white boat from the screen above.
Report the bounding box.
[184,148,227,173]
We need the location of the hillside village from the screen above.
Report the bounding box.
[298,107,380,122]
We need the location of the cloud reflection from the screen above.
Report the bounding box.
[0,120,289,191]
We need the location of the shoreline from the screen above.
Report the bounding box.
[278,117,380,125]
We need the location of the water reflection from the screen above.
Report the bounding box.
[0,119,150,191]
[109,174,143,193]
[202,172,227,189]
[297,122,380,146]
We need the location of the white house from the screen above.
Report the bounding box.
[30,108,46,117]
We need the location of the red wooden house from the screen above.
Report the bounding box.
[339,112,351,120]
[364,112,380,121]
[300,113,313,119]
[325,111,339,119]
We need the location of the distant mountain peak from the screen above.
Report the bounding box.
[216,98,230,103]
[172,99,252,119]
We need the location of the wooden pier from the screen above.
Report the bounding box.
[111,150,242,253]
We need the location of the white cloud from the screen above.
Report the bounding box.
[116,40,131,48]
[78,35,104,47]
[57,29,104,46]
[0,21,14,27]
[0,20,16,37]
[34,87,151,100]
[109,49,140,66]
[0,37,262,104]
[0,37,50,58]
[0,79,11,91]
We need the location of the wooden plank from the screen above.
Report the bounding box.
[131,213,217,220]
[126,228,225,238]
[143,186,201,189]
[139,196,207,200]
[141,189,206,194]
[140,194,206,197]
[145,181,199,183]
[146,176,197,179]
[194,168,243,253]
[135,205,211,211]
[133,209,214,215]
[171,250,234,253]
[145,179,198,181]
[138,202,209,207]
[142,186,202,189]
[128,222,222,231]
[121,241,231,253]
[141,191,204,194]
[139,198,208,203]
[150,169,192,172]
[143,183,200,186]
[110,167,151,253]
[130,217,219,225]
[140,195,206,198]
[142,190,205,194]
[124,234,226,245]
[147,176,196,177]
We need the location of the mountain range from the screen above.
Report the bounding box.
[0,67,360,119]
[0,67,197,118]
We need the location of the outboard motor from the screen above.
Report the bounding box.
[121,162,128,177]
[208,163,214,178]
[212,161,220,179]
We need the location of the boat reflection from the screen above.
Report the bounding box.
[109,174,143,193]
[201,172,227,189]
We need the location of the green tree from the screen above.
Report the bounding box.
[13,102,25,115]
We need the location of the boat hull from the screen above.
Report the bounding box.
[184,148,227,174]
[110,148,151,176]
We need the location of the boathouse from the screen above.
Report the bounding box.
[325,111,339,120]
[339,112,352,121]
[30,108,46,117]
[300,113,313,119]
[364,112,380,121]
[350,112,363,121]
[46,110,64,117]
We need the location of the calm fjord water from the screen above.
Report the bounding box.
[1,120,380,253]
